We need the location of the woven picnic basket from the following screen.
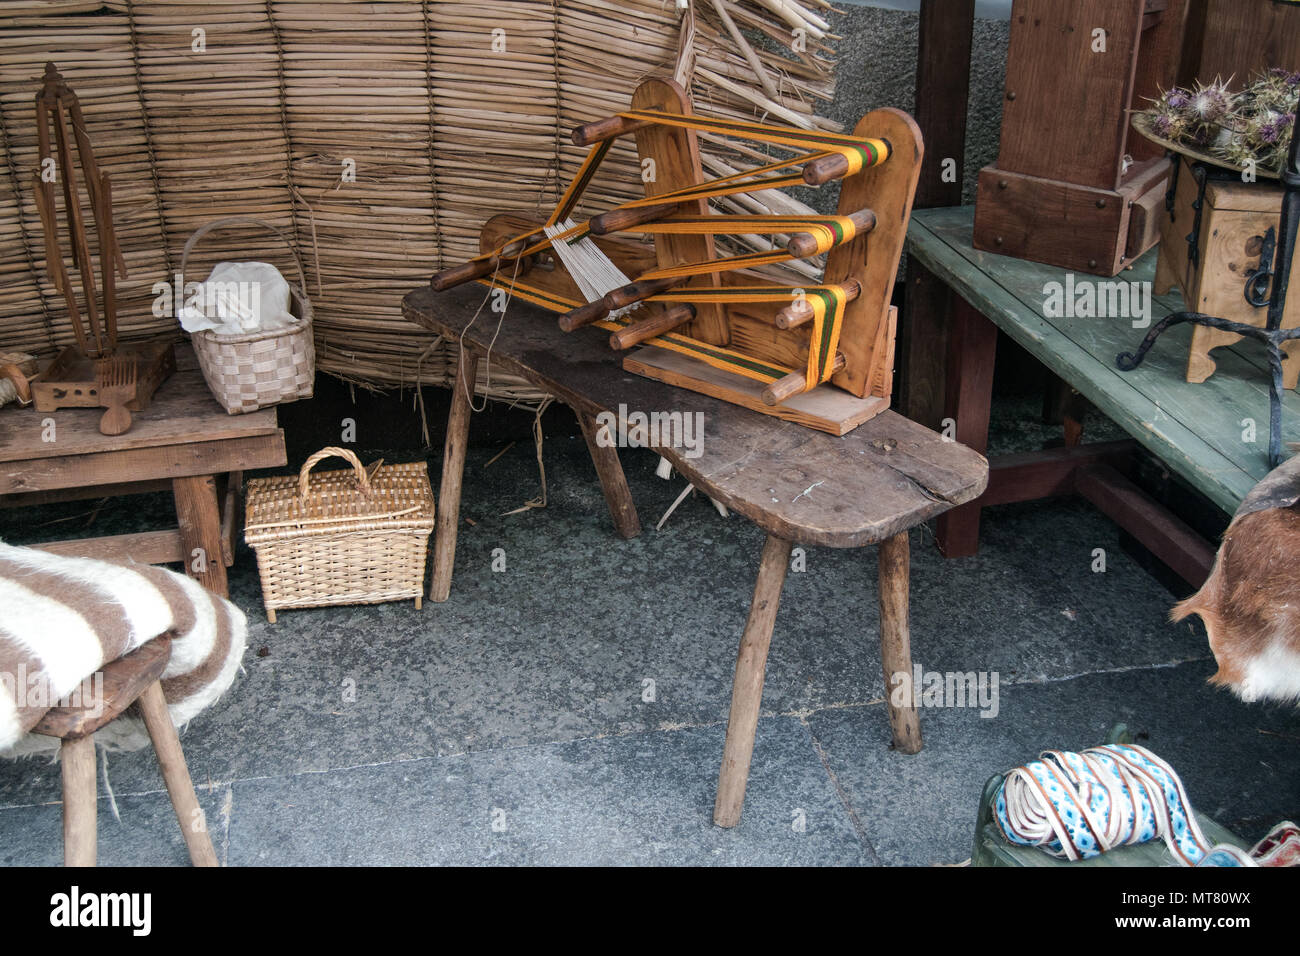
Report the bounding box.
[244,447,435,622]
[184,217,315,414]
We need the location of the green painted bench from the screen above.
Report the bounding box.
[903,205,1300,585]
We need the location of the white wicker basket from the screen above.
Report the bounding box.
[184,217,315,414]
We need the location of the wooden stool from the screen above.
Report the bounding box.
[32,635,219,867]
[405,284,989,828]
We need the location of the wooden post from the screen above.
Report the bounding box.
[60,735,97,866]
[172,474,228,597]
[899,0,973,422]
[935,297,997,557]
[713,535,792,828]
[577,412,641,539]
[430,345,478,602]
[878,531,922,754]
[137,681,219,867]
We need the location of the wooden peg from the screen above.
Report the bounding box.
[609,303,696,350]
[571,115,653,147]
[773,278,863,329]
[785,208,877,259]
[760,352,847,406]
[430,240,528,292]
[587,203,678,235]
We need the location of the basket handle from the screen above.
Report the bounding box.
[298,447,372,502]
[180,216,309,292]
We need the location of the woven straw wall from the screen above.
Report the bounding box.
[0,0,837,399]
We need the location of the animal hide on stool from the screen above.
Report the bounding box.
[1173,456,1300,704]
[0,541,247,755]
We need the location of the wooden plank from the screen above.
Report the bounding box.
[0,432,286,495]
[173,474,228,596]
[1178,0,1300,89]
[0,478,173,507]
[30,529,184,565]
[997,0,1144,191]
[913,0,975,208]
[1075,464,1214,586]
[935,296,998,556]
[624,344,888,436]
[630,78,727,346]
[827,109,923,398]
[981,440,1138,506]
[405,285,988,549]
[907,206,1280,514]
[0,367,280,463]
[899,254,952,430]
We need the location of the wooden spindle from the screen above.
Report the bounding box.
[609,303,695,350]
[430,240,527,292]
[773,278,863,329]
[587,203,678,235]
[785,208,877,259]
[760,352,847,406]
[557,297,614,332]
[605,275,683,309]
[571,115,653,147]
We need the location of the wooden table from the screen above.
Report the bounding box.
[404,284,988,827]
[903,205,1300,586]
[0,347,286,596]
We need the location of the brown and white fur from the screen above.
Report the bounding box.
[1173,500,1300,705]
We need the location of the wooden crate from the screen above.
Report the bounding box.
[973,0,1189,276]
[1155,157,1300,385]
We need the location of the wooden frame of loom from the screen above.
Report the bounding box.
[431,79,923,435]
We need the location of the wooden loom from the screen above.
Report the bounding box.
[431,79,922,435]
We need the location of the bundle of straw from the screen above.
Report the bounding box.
[0,0,838,402]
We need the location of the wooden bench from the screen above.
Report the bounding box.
[404,284,988,827]
[903,205,1300,586]
[0,347,286,597]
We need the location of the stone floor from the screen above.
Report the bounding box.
[1,397,1297,866]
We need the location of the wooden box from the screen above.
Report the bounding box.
[1155,157,1300,385]
[973,0,1189,276]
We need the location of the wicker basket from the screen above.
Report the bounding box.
[185,217,315,414]
[244,447,435,622]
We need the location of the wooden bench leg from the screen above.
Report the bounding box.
[714,534,792,828]
[878,531,922,754]
[61,735,97,867]
[577,411,641,539]
[430,345,479,603]
[137,681,219,867]
[935,296,997,558]
[173,474,228,597]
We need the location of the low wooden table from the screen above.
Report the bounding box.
[404,284,988,827]
[0,347,286,596]
[902,205,1300,586]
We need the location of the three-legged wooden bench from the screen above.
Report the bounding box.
[404,285,988,826]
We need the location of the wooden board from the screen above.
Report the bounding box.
[998,0,1147,191]
[0,357,280,465]
[828,109,922,399]
[909,204,1300,515]
[1178,0,1300,90]
[623,345,889,436]
[630,78,727,346]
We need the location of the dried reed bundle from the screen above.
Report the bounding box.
[0,0,837,403]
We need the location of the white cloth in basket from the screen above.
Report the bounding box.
[177,261,296,335]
